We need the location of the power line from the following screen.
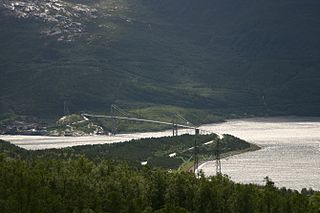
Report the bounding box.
[82,107,223,176]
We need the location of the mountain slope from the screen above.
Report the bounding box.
[1,0,320,119]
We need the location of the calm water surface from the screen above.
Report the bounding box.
[199,117,320,191]
[1,117,319,190]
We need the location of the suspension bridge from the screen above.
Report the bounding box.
[81,113,202,135]
[80,104,222,175]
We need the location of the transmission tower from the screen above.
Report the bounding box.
[172,121,175,136]
[193,138,199,176]
[63,100,70,115]
[215,137,222,175]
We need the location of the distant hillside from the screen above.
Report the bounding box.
[1,0,320,120]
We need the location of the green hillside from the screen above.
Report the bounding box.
[1,133,258,169]
[0,144,319,212]
[1,0,320,120]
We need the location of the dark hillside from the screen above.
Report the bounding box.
[1,0,320,119]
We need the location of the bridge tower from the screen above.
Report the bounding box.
[195,128,200,135]
[110,104,117,135]
[110,104,131,135]
[172,121,178,136]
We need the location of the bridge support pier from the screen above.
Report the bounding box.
[195,128,200,135]
[172,123,178,136]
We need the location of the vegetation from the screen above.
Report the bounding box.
[0,134,258,169]
[0,152,319,212]
[0,138,319,212]
[48,114,104,136]
[97,106,227,133]
[48,108,227,135]
[1,0,320,121]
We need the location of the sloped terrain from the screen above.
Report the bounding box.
[1,0,320,120]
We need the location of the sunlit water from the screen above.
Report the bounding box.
[1,116,320,190]
[0,130,177,150]
[199,117,320,191]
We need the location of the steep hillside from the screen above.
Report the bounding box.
[1,0,320,120]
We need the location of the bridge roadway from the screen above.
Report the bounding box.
[81,113,218,136]
[82,113,196,129]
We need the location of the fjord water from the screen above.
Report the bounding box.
[1,117,320,190]
[0,130,175,150]
[199,117,320,191]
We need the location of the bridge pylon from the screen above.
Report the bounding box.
[172,123,178,136]
[110,105,118,135]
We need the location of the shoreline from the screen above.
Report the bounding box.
[3,115,320,137]
[186,143,261,173]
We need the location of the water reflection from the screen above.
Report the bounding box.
[1,116,319,190]
[199,117,320,190]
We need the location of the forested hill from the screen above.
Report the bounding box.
[1,0,320,119]
[0,140,319,212]
[0,134,258,169]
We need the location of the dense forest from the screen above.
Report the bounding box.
[0,155,319,213]
[0,138,319,212]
